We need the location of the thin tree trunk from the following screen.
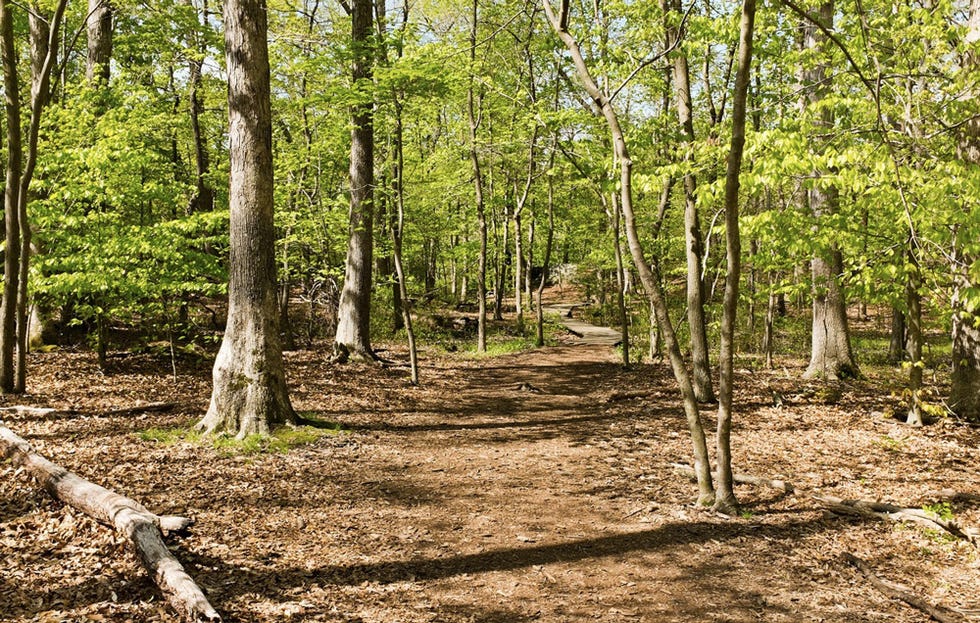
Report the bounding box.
[198,0,296,437]
[764,273,777,369]
[186,0,214,214]
[468,0,487,353]
[905,247,923,426]
[544,0,714,505]
[611,192,629,367]
[888,304,906,363]
[536,148,556,348]
[666,0,715,403]
[713,0,756,514]
[0,0,23,394]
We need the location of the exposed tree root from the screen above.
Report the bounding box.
[671,463,978,546]
[843,553,963,623]
[0,424,220,622]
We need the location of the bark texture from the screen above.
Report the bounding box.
[801,1,858,380]
[199,0,295,437]
[334,0,376,359]
[86,0,112,84]
[666,0,714,402]
[713,0,755,514]
[0,0,22,394]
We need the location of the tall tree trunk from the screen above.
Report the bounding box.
[801,1,858,380]
[198,0,296,437]
[536,146,556,348]
[544,0,714,505]
[468,0,487,352]
[666,0,715,403]
[950,0,980,420]
[0,0,23,394]
[905,248,923,426]
[713,0,755,514]
[186,0,214,214]
[86,0,112,85]
[335,0,376,360]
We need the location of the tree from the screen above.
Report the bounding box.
[334,0,377,361]
[87,0,113,85]
[950,0,980,420]
[197,0,296,437]
[543,0,716,506]
[800,1,858,381]
[665,0,715,403]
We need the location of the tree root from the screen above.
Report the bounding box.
[671,463,977,546]
[843,553,963,623]
[0,424,220,622]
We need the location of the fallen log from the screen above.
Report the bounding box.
[671,463,977,545]
[105,402,177,416]
[0,402,175,419]
[843,553,963,623]
[0,425,220,622]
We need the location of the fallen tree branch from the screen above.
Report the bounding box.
[0,425,220,622]
[843,553,963,623]
[671,463,977,545]
[0,402,176,419]
[670,463,795,493]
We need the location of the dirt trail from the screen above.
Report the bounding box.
[1,319,979,622]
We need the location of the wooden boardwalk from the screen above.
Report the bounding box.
[543,304,623,347]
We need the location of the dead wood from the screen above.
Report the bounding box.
[843,553,963,623]
[105,402,176,416]
[671,463,977,545]
[0,405,74,417]
[670,463,795,493]
[0,425,220,622]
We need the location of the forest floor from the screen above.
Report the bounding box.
[2,293,980,622]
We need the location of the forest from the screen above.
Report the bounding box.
[0,0,979,621]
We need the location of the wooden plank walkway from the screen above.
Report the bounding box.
[542,304,623,347]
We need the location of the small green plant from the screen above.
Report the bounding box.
[875,435,906,452]
[922,501,955,521]
[138,418,344,456]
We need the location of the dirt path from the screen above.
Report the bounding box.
[1,328,979,622]
[543,304,623,346]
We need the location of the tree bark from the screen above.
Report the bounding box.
[801,1,858,381]
[0,0,23,394]
[186,0,214,214]
[666,0,715,403]
[86,0,112,85]
[334,0,376,360]
[543,0,715,505]
[950,0,980,420]
[198,0,296,437]
[712,0,755,514]
[467,0,487,352]
[0,426,220,622]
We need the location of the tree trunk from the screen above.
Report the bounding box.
[86,0,112,85]
[950,0,980,420]
[611,192,629,367]
[666,0,715,403]
[543,0,714,505]
[801,1,858,380]
[186,0,214,214]
[888,304,906,363]
[713,0,755,514]
[536,146,556,348]
[198,0,296,437]
[335,0,376,360]
[0,0,23,394]
[468,0,487,352]
[905,248,923,426]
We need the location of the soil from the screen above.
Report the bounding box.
[2,301,979,623]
